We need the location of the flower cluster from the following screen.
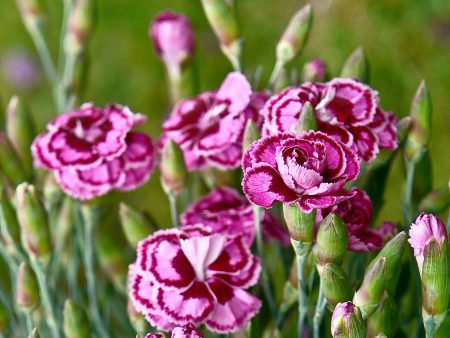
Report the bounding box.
[262,78,398,162]
[129,224,261,333]
[242,131,360,212]
[161,72,268,170]
[181,187,289,246]
[317,187,396,252]
[31,103,155,200]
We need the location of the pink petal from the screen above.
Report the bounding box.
[348,230,384,252]
[208,237,252,275]
[207,143,242,170]
[349,126,379,162]
[54,169,110,200]
[215,72,252,115]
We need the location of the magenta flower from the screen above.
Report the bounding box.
[171,323,203,338]
[303,58,327,82]
[317,188,397,252]
[144,334,164,338]
[150,11,194,76]
[181,187,289,246]
[262,78,398,162]
[128,224,261,333]
[408,213,448,271]
[242,131,360,213]
[331,302,365,337]
[161,72,267,171]
[31,103,155,200]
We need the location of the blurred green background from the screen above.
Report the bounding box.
[0,0,449,226]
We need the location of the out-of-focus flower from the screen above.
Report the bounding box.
[1,49,40,90]
[144,334,164,338]
[31,103,155,200]
[181,186,289,246]
[128,224,261,333]
[150,11,194,77]
[408,213,448,272]
[317,188,397,252]
[302,59,327,82]
[242,131,360,213]
[171,323,203,338]
[262,78,398,162]
[331,302,366,338]
[161,72,268,171]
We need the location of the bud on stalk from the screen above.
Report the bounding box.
[282,203,315,245]
[64,0,96,57]
[15,0,45,33]
[63,299,90,338]
[331,302,366,338]
[366,292,399,338]
[316,214,348,272]
[200,0,242,70]
[16,262,40,312]
[0,133,28,185]
[242,120,260,152]
[0,187,22,258]
[15,183,52,266]
[6,96,36,171]
[160,140,188,196]
[340,47,369,83]
[302,58,327,82]
[322,263,351,309]
[119,203,154,248]
[276,4,313,64]
[296,101,317,134]
[353,256,386,319]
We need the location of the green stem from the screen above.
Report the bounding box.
[296,253,308,338]
[402,161,416,225]
[313,278,327,338]
[30,260,60,338]
[425,319,436,338]
[253,205,277,320]
[82,208,109,338]
[268,59,285,89]
[168,192,179,227]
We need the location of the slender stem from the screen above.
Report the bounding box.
[402,161,416,225]
[168,192,179,227]
[424,319,436,338]
[268,59,285,89]
[253,205,277,320]
[313,278,327,338]
[30,260,60,338]
[296,253,308,338]
[24,313,33,332]
[82,208,109,338]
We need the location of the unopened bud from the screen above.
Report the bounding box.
[421,238,450,317]
[42,174,63,208]
[340,47,369,83]
[322,263,351,309]
[55,196,76,244]
[28,328,40,338]
[119,203,154,248]
[63,299,90,338]
[15,183,51,265]
[16,262,39,312]
[296,101,317,134]
[160,140,188,196]
[96,232,127,292]
[282,203,315,244]
[366,292,399,338]
[276,4,312,64]
[0,187,21,258]
[15,0,45,32]
[397,116,411,145]
[353,256,386,319]
[0,132,27,185]
[64,0,96,57]
[200,0,242,69]
[419,185,450,215]
[331,302,366,338]
[302,59,327,82]
[6,96,36,170]
[405,80,431,162]
[242,120,260,152]
[316,214,348,271]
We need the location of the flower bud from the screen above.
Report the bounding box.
[276,4,313,64]
[366,292,399,338]
[0,301,8,334]
[421,237,450,317]
[63,299,90,338]
[340,47,369,83]
[42,174,63,209]
[322,263,351,309]
[200,0,242,69]
[0,187,22,258]
[282,203,315,244]
[296,101,317,134]
[127,299,148,335]
[0,132,27,185]
[331,302,366,338]
[15,183,52,265]
[302,58,327,82]
[6,96,36,171]
[419,185,450,215]
[15,0,45,33]
[242,119,260,152]
[160,139,188,196]
[64,0,96,57]
[150,11,194,77]
[119,203,154,248]
[16,262,39,312]
[368,231,407,294]
[353,256,386,319]
[405,80,431,163]
[316,213,348,270]
[397,116,411,145]
[28,328,40,338]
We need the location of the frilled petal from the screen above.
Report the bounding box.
[31,132,66,169]
[171,323,203,338]
[243,133,293,170]
[215,72,252,115]
[54,168,111,200]
[206,143,242,170]
[298,189,355,213]
[215,256,261,288]
[206,279,261,333]
[242,163,298,208]
[370,109,398,150]
[208,237,252,275]
[348,229,384,252]
[196,117,243,155]
[348,126,379,162]
[128,266,158,314]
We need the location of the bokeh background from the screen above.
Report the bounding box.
[0,0,449,226]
